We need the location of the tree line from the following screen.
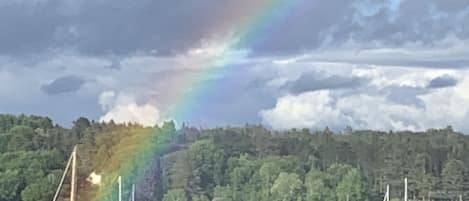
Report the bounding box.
[0,114,468,201]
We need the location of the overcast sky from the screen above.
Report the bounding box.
[1,0,469,132]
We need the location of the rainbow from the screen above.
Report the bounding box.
[87,0,303,200]
[162,0,303,124]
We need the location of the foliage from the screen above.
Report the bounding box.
[1,114,469,201]
[163,189,187,201]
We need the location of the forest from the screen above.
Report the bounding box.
[0,114,468,201]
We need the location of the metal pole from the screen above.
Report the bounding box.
[383,185,389,201]
[52,152,73,201]
[404,178,408,201]
[387,185,390,201]
[70,146,77,201]
[118,176,122,201]
[132,184,135,201]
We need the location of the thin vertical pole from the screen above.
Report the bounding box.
[383,185,389,201]
[132,184,135,201]
[52,152,73,201]
[118,176,122,201]
[404,178,408,201]
[386,185,390,201]
[70,146,77,201]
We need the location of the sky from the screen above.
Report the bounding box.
[1,0,469,132]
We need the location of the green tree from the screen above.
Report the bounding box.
[327,164,353,187]
[442,159,465,192]
[0,170,21,201]
[168,140,224,197]
[7,126,36,151]
[163,189,187,201]
[192,193,210,201]
[214,186,235,201]
[21,173,58,201]
[336,169,367,201]
[270,172,303,201]
[305,169,335,201]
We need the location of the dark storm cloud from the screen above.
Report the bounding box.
[1,0,468,57]
[285,71,368,94]
[41,75,86,95]
[427,75,459,88]
[0,1,62,55]
[0,0,230,56]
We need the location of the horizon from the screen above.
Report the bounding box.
[0,113,464,135]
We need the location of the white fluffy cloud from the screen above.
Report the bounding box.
[259,91,345,130]
[99,91,160,127]
[261,68,469,132]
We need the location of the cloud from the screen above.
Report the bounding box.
[41,75,85,95]
[3,39,469,131]
[284,71,368,94]
[259,90,346,130]
[1,0,468,57]
[0,39,254,126]
[261,67,469,132]
[427,74,458,88]
[99,91,160,127]
[0,61,102,126]
[0,0,245,56]
[289,35,469,70]
[385,86,428,107]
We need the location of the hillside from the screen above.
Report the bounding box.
[0,114,468,201]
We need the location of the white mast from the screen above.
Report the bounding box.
[132,184,136,201]
[404,178,408,201]
[383,185,390,201]
[118,176,122,201]
[70,146,77,201]
[52,150,73,201]
[387,185,390,201]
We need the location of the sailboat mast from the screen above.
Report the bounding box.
[386,185,390,201]
[51,150,73,201]
[118,176,122,201]
[70,146,77,201]
[404,178,408,201]
[132,184,136,201]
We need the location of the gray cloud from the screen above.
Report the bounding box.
[41,75,86,95]
[106,60,121,70]
[0,0,237,56]
[343,0,469,45]
[385,86,427,107]
[0,0,468,57]
[285,71,368,94]
[427,75,459,88]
